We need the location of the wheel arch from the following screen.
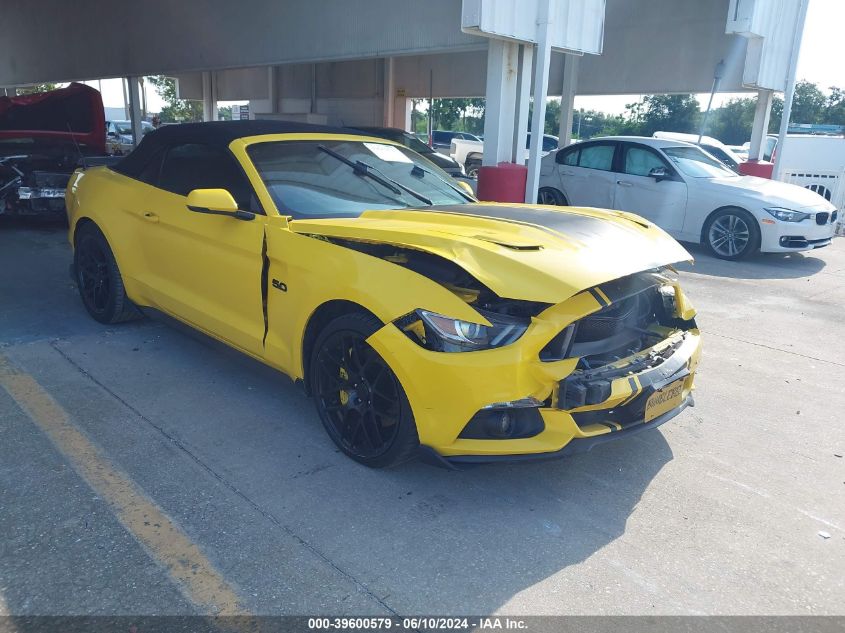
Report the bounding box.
[301,299,382,395]
[72,216,99,246]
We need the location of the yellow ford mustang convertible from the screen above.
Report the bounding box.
[66,121,701,468]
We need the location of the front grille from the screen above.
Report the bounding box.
[816,212,830,225]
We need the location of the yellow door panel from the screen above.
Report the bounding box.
[134,185,267,356]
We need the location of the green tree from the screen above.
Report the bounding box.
[631,94,701,136]
[790,80,827,124]
[709,97,757,145]
[824,86,845,126]
[15,83,58,95]
[147,75,204,123]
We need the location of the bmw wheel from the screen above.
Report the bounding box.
[537,187,567,206]
[309,312,419,467]
[74,223,140,324]
[704,208,760,260]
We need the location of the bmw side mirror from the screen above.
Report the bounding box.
[186,188,254,221]
[649,167,670,182]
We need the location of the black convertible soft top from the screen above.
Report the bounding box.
[113,120,360,178]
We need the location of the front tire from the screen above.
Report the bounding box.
[309,312,419,468]
[537,187,567,206]
[74,223,140,324]
[703,208,760,260]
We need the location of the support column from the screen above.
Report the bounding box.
[310,64,318,115]
[773,0,810,180]
[512,45,534,165]
[126,76,143,148]
[558,54,579,147]
[383,57,395,127]
[525,0,553,203]
[202,71,218,121]
[267,66,279,114]
[482,39,520,166]
[748,89,773,161]
[395,97,412,131]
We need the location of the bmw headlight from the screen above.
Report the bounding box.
[764,207,810,222]
[396,308,529,352]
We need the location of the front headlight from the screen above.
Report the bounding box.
[764,207,810,222]
[396,308,529,352]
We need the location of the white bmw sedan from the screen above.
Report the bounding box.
[538,136,839,260]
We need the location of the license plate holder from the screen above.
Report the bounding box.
[644,378,685,422]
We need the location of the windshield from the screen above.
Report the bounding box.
[662,145,737,178]
[247,139,470,218]
[400,133,436,154]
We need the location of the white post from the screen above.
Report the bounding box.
[383,57,396,127]
[748,89,773,160]
[126,76,143,148]
[202,71,218,121]
[558,54,579,147]
[525,0,553,204]
[482,39,520,166]
[773,0,810,180]
[512,44,534,165]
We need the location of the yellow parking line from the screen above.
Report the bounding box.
[0,354,247,616]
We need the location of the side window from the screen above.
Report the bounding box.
[158,143,255,211]
[578,144,615,171]
[542,136,558,152]
[137,148,165,186]
[556,147,579,165]
[623,145,668,177]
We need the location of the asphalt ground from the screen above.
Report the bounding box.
[1,220,843,617]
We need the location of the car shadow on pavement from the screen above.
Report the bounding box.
[152,315,675,614]
[676,242,827,280]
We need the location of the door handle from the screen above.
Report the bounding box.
[561,170,576,176]
[142,211,159,223]
[616,180,633,187]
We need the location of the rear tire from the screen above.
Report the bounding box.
[74,223,140,324]
[537,187,567,206]
[465,159,482,179]
[703,208,760,260]
[309,311,419,468]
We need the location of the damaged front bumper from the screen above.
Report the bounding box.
[366,281,702,466]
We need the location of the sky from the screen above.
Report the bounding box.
[91,0,843,117]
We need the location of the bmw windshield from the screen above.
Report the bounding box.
[662,145,738,178]
[248,139,471,218]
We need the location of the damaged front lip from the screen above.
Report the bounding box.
[289,205,692,305]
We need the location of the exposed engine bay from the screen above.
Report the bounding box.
[0,83,108,218]
[0,142,92,216]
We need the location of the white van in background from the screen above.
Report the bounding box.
[767,134,845,228]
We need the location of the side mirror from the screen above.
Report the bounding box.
[186,188,254,221]
[649,166,670,182]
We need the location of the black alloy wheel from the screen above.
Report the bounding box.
[76,235,111,317]
[74,223,139,324]
[310,312,418,467]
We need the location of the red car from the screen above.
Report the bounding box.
[0,83,106,218]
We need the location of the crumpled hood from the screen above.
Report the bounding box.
[705,175,836,210]
[289,204,692,304]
